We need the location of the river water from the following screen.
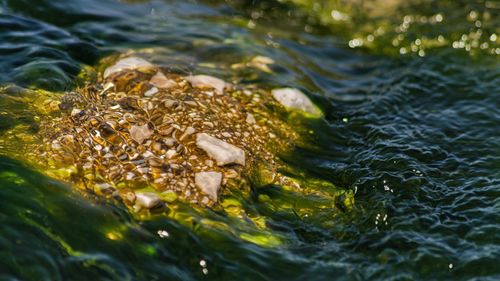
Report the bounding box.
[0,0,499,280]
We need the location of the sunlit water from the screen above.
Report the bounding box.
[0,0,499,280]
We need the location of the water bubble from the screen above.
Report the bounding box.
[490,34,497,42]
[348,38,362,48]
[200,260,207,267]
[468,10,478,21]
[435,14,443,22]
[399,47,408,54]
[331,10,349,21]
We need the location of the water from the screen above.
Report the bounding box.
[0,0,499,280]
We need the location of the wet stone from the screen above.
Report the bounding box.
[195,171,222,201]
[130,124,153,144]
[135,192,162,209]
[271,88,322,117]
[196,133,245,166]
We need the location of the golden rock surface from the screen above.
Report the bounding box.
[30,58,297,209]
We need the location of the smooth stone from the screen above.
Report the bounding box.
[271,88,322,117]
[104,57,153,79]
[135,192,162,209]
[71,108,82,116]
[185,75,228,94]
[130,124,153,144]
[150,72,176,89]
[144,87,159,97]
[196,133,245,166]
[195,171,222,201]
[246,113,256,124]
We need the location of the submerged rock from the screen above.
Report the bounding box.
[150,71,176,89]
[271,88,322,117]
[19,55,298,210]
[196,133,245,166]
[129,124,153,144]
[185,75,229,94]
[103,57,153,78]
[195,171,222,201]
[135,192,162,209]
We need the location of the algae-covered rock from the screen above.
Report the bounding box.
[0,54,355,247]
[15,55,301,210]
[271,88,322,117]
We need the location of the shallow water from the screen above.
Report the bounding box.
[0,0,499,280]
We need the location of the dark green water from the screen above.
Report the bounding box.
[0,0,499,280]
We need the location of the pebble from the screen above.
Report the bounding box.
[271,88,322,116]
[246,113,256,124]
[185,75,229,94]
[129,124,153,144]
[165,149,177,159]
[104,57,153,78]
[196,133,245,166]
[150,72,176,89]
[195,171,222,201]
[180,126,196,140]
[135,192,162,209]
[144,87,159,97]
[71,108,82,116]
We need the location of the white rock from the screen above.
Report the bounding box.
[150,72,176,89]
[129,124,153,144]
[196,133,245,166]
[135,192,162,209]
[104,57,153,78]
[71,108,82,116]
[185,75,229,94]
[195,171,222,201]
[165,149,177,159]
[144,87,159,97]
[271,88,322,117]
[246,113,256,124]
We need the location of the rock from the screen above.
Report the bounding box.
[196,133,245,166]
[185,75,229,94]
[144,87,159,97]
[95,183,114,193]
[271,88,322,117]
[135,192,162,209]
[129,124,153,144]
[104,57,153,78]
[150,72,176,89]
[195,171,222,201]
[246,113,256,124]
[180,126,196,141]
[71,108,82,116]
